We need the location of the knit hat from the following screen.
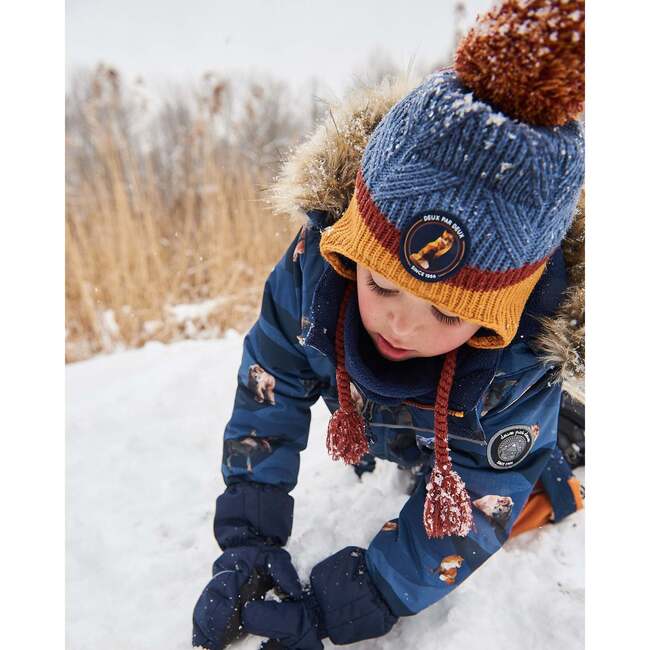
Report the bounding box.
[322,0,585,539]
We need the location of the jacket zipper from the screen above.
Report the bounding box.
[368,422,488,447]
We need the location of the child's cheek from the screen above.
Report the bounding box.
[357,285,379,334]
[423,323,480,356]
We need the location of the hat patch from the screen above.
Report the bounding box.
[400,211,469,282]
[487,425,535,469]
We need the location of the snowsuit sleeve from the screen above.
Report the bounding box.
[214,227,323,550]
[365,364,562,616]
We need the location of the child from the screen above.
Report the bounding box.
[193,1,585,648]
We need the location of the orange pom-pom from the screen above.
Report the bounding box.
[455,0,584,126]
[423,466,474,539]
[326,408,368,465]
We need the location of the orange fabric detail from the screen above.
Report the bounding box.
[510,491,554,538]
[567,476,585,511]
[510,477,584,538]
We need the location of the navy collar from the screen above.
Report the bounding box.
[344,287,444,406]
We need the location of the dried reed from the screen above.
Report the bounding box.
[66,67,301,362]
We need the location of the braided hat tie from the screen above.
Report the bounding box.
[326,282,369,464]
[326,281,474,538]
[422,348,474,538]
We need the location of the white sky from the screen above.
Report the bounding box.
[66,0,493,95]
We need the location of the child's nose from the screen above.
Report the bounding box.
[387,308,415,340]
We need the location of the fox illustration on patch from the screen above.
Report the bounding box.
[409,230,454,269]
[472,494,514,528]
[382,520,398,532]
[247,364,276,405]
[434,555,464,585]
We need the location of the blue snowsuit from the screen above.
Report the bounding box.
[210,210,581,630]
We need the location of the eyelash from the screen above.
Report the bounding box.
[366,275,396,297]
[365,276,461,326]
[431,307,461,326]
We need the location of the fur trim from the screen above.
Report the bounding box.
[268,74,419,225]
[534,192,585,403]
[270,76,585,403]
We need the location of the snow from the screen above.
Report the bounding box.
[67,338,584,650]
[167,297,232,323]
[485,112,507,127]
[450,93,484,118]
[98,308,124,352]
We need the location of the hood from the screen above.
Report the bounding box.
[269,74,585,404]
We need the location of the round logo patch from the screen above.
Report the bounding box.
[400,211,470,282]
[487,425,534,469]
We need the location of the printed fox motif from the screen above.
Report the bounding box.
[224,435,272,473]
[434,555,464,585]
[247,364,276,405]
[349,381,365,415]
[292,225,307,262]
[472,494,514,528]
[530,424,540,442]
[409,230,454,269]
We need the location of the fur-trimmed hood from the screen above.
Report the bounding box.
[268,74,585,403]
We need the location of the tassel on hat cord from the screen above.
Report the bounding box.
[326,281,369,465]
[423,347,475,539]
[326,281,473,537]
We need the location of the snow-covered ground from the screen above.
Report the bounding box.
[66,336,584,650]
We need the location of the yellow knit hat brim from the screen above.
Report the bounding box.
[319,191,547,350]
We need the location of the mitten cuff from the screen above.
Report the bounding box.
[214,481,294,550]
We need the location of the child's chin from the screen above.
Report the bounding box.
[377,349,417,362]
[380,347,446,361]
[374,341,422,361]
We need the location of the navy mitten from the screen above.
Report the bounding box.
[192,545,303,650]
[193,481,300,649]
[242,546,398,647]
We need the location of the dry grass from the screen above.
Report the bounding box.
[65,51,437,363]
[65,67,303,363]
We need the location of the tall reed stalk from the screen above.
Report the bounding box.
[66,67,302,362]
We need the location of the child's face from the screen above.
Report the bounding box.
[356,264,481,361]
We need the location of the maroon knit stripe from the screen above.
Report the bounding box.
[355,171,401,256]
[446,256,548,291]
[354,171,548,291]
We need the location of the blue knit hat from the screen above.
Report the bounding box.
[321,0,585,349]
[322,0,585,539]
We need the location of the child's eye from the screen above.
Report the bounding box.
[366,275,398,297]
[367,276,461,326]
[431,305,462,326]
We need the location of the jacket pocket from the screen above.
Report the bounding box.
[480,366,555,418]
